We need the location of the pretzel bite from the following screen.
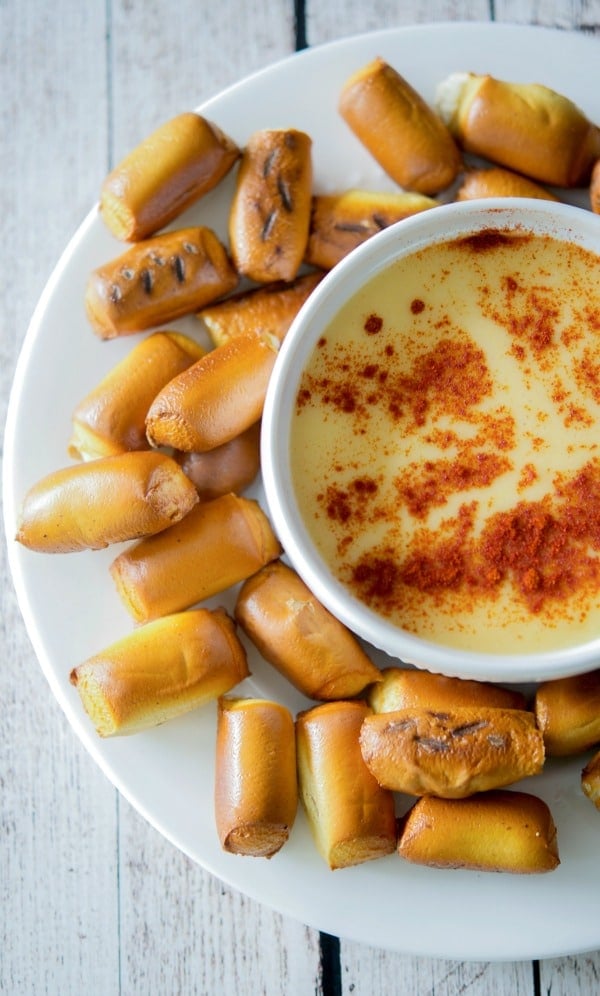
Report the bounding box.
[100,112,240,242]
[215,696,297,857]
[305,189,438,270]
[110,493,281,623]
[296,701,397,869]
[398,791,559,874]
[235,560,382,700]
[175,422,261,500]
[228,129,313,283]
[15,451,199,553]
[582,749,600,810]
[69,331,205,461]
[534,669,600,756]
[591,159,600,213]
[85,227,238,339]
[359,706,544,798]
[197,270,324,348]
[70,607,248,737]
[145,329,279,452]
[338,57,461,195]
[436,72,600,187]
[455,166,560,202]
[367,666,527,714]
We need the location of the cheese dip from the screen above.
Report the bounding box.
[291,229,600,653]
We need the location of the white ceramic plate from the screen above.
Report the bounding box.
[4,23,600,962]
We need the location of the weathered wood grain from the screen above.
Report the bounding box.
[306,0,491,43]
[1,3,118,994]
[119,805,321,996]
[494,0,600,31]
[339,954,536,995]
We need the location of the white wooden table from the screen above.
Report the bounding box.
[2,2,600,993]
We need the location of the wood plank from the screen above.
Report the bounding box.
[106,3,324,993]
[539,954,600,995]
[0,2,119,993]
[305,0,491,43]
[494,0,600,32]
[339,954,535,995]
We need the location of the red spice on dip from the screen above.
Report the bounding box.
[290,226,600,655]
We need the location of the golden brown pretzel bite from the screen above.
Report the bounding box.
[15,451,199,553]
[367,666,527,714]
[197,270,324,348]
[436,72,600,187]
[338,57,461,195]
[582,749,600,810]
[145,328,279,452]
[100,112,240,242]
[591,159,600,213]
[69,330,205,461]
[359,706,544,798]
[228,128,313,283]
[175,422,261,500]
[110,493,281,623]
[215,696,297,857]
[70,607,248,737]
[85,226,238,339]
[455,166,560,202]
[534,669,600,756]
[398,791,559,873]
[296,700,397,869]
[305,189,437,270]
[235,560,382,700]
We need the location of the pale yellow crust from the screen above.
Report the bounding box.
[534,669,600,756]
[215,696,297,857]
[109,493,282,623]
[15,451,199,553]
[100,112,240,242]
[398,791,559,874]
[455,166,560,202]
[581,749,600,810]
[70,608,249,737]
[437,72,600,187]
[197,270,324,348]
[69,331,205,461]
[228,129,313,283]
[359,706,545,798]
[145,328,280,452]
[338,57,461,195]
[367,666,527,714]
[235,560,382,700]
[305,189,438,270]
[85,226,238,339]
[175,422,261,500]
[296,701,397,869]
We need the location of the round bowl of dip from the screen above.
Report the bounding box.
[261,198,600,683]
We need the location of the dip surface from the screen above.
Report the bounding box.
[291,229,600,653]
